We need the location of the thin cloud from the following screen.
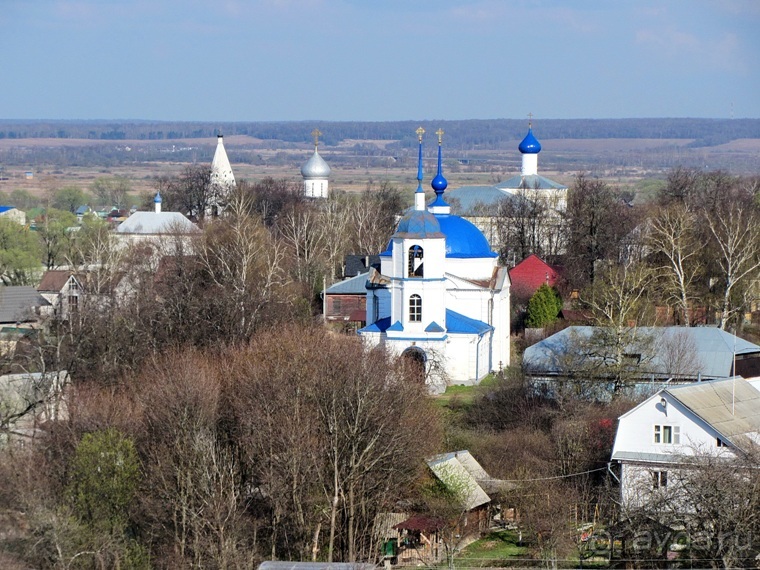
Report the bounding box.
[636,25,746,74]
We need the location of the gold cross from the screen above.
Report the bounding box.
[311,128,322,147]
[416,126,425,142]
[527,112,533,127]
[436,128,444,144]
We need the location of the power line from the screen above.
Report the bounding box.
[495,466,608,483]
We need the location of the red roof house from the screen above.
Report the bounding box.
[508,254,561,301]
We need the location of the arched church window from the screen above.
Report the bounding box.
[408,245,424,278]
[409,294,422,322]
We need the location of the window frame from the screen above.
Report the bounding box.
[654,424,680,444]
[652,470,668,489]
[409,294,422,323]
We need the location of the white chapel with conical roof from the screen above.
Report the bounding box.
[210,134,236,214]
[358,129,510,392]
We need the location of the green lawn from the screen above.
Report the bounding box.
[456,529,529,565]
[434,374,498,409]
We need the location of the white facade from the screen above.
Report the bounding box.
[115,193,200,253]
[611,378,760,508]
[301,145,331,199]
[210,134,236,192]
[359,135,510,391]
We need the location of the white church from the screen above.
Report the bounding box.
[301,128,331,199]
[358,129,510,391]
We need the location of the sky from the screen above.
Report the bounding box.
[1,0,759,122]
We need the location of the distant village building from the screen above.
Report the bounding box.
[301,128,331,199]
[0,206,26,225]
[447,123,568,251]
[0,286,49,326]
[524,326,760,387]
[38,271,85,320]
[508,253,562,300]
[115,192,200,251]
[358,129,510,391]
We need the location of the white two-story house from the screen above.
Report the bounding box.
[611,377,760,508]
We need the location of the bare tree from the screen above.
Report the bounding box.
[623,448,760,569]
[577,261,657,392]
[647,204,701,326]
[566,174,640,286]
[496,184,566,263]
[160,165,218,223]
[197,193,288,340]
[703,193,760,329]
[277,202,329,287]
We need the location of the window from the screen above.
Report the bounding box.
[408,246,424,278]
[717,438,728,447]
[409,294,422,323]
[652,470,668,489]
[654,424,680,444]
[68,295,79,312]
[69,279,79,291]
[623,353,642,365]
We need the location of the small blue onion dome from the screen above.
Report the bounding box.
[154,192,162,203]
[518,127,542,154]
[431,171,447,193]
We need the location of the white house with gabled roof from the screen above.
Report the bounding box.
[611,377,760,508]
[115,192,200,251]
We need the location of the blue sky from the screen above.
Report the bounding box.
[1,0,758,121]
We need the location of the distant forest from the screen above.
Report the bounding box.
[2,118,760,174]
[1,118,759,148]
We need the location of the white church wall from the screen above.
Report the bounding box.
[445,257,496,279]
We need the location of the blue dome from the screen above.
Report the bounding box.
[380,213,496,258]
[431,172,447,193]
[394,209,442,237]
[518,128,541,154]
[435,214,497,258]
[154,192,162,203]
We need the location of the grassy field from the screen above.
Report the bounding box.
[456,529,530,565]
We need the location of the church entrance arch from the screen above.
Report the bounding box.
[401,346,427,383]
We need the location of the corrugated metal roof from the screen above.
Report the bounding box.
[666,378,760,446]
[324,273,368,295]
[524,326,760,380]
[446,185,516,215]
[116,211,199,234]
[495,174,568,191]
[427,451,491,510]
[0,286,49,324]
[610,450,678,463]
[38,270,76,292]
